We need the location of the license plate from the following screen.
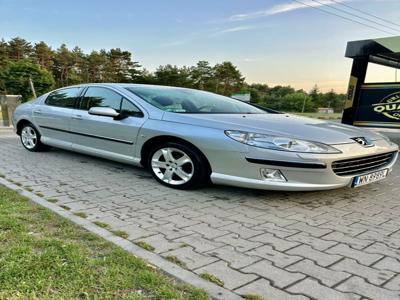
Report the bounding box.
[352,169,389,188]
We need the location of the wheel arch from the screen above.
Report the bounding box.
[16,119,34,135]
[140,135,212,175]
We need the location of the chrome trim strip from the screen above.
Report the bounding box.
[245,158,327,169]
[39,126,134,145]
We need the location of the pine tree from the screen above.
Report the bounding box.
[7,37,33,60]
[33,41,54,70]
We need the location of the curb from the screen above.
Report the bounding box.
[0,177,243,300]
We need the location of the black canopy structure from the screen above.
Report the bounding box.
[342,36,400,129]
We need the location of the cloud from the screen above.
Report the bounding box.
[229,0,348,21]
[216,25,253,34]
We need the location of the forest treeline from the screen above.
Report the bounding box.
[0,37,346,112]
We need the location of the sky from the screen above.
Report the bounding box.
[0,0,399,92]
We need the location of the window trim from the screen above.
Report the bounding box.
[44,87,84,109]
[125,87,268,115]
[76,86,144,118]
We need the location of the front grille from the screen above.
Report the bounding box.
[332,152,396,176]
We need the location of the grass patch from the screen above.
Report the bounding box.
[35,192,45,197]
[25,187,33,192]
[14,182,22,187]
[0,174,5,178]
[165,255,187,269]
[136,241,155,252]
[242,294,264,300]
[199,273,224,287]
[46,198,58,203]
[59,205,71,211]
[94,221,109,228]
[111,230,129,239]
[73,212,87,219]
[0,186,209,299]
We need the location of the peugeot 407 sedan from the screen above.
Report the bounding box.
[13,83,399,191]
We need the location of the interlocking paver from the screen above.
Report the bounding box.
[114,223,154,240]
[241,260,305,288]
[356,230,400,248]
[217,223,263,239]
[288,278,361,300]
[235,278,309,300]
[207,245,261,269]
[162,246,218,269]
[287,232,337,251]
[336,276,400,300]
[1,133,399,299]
[183,223,229,239]
[326,244,382,266]
[247,245,303,268]
[192,214,234,228]
[147,223,194,239]
[215,233,262,252]
[288,259,351,287]
[160,214,200,228]
[286,222,332,237]
[250,232,300,251]
[331,258,395,286]
[372,257,400,273]
[322,231,373,250]
[195,261,257,290]
[136,234,184,253]
[384,274,400,291]
[253,222,299,238]
[175,234,225,253]
[286,244,341,267]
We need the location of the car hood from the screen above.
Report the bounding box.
[162,112,384,145]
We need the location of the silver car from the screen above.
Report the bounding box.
[13,83,399,191]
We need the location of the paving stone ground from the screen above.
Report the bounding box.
[1,131,400,300]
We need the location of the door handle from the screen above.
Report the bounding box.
[33,110,42,114]
[72,115,83,120]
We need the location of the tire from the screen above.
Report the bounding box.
[20,123,50,152]
[148,142,209,189]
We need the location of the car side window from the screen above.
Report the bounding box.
[45,87,81,108]
[120,99,142,117]
[80,87,122,112]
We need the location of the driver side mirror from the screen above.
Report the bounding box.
[88,107,126,120]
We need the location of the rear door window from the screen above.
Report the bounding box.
[45,87,82,108]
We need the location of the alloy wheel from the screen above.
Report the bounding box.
[151,147,194,185]
[21,126,38,150]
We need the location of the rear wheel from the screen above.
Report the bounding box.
[148,142,209,189]
[20,123,49,152]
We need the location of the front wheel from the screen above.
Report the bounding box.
[20,123,50,152]
[148,142,209,189]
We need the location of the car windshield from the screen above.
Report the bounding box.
[126,86,267,114]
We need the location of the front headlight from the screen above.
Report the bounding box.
[225,130,341,154]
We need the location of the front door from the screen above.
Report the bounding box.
[70,86,146,163]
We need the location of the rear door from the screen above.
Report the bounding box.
[70,86,146,163]
[33,87,83,149]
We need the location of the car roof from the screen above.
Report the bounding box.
[67,83,198,91]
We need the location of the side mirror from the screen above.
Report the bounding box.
[88,107,120,118]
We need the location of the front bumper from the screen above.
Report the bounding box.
[209,139,399,191]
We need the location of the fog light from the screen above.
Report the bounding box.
[260,168,287,182]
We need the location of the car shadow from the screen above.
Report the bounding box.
[41,147,396,208]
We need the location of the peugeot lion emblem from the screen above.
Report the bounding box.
[352,137,374,147]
